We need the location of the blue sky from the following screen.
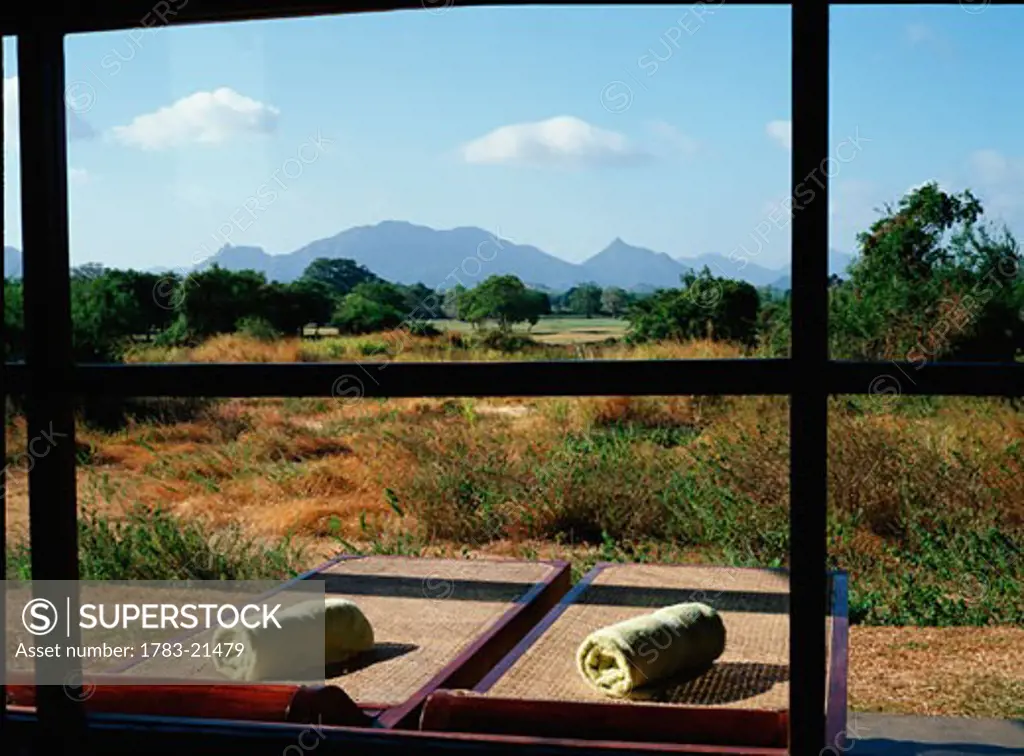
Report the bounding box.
[4,3,1024,273]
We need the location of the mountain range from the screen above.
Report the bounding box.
[4,222,856,291]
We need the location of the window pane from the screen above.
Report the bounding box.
[4,37,23,356]
[6,393,794,714]
[50,5,791,365]
[830,5,1024,365]
[830,394,1023,722]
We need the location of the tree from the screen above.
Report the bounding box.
[520,289,551,330]
[299,257,379,297]
[626,267,760,346]
[830,183,1024,362]
[72,262,107,280]
[260,280,334,333]
[70,273,150,361]
[331,292,404,334]
[442,285,466,319]
[566,283,603,318]
[349,281,408,312]
[177,265,268,339]
[457,275,550,333]
[601,287,629,317]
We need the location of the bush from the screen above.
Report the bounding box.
[6,506,306,580]
[830,183,1024,362]
[406,320,442,337]
[331,291,405,334]
[236,315,281,342]
[475,329,536,353]
[626,267,760,347]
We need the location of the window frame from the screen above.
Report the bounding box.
[2,2,1020,754]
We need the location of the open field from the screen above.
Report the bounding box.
[428,317,629,344]
[5,333,1022,716]
[302,317,629,345]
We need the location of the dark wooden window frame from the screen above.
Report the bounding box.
[1,2,1019,754]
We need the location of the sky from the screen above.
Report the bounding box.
[3,3,1024,273]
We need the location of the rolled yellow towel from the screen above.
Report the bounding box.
[213,597,374,681]
[576,602,725,697]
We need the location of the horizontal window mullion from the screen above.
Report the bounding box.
[6,360,1021,398]
[828,361,1024,398]
[3,360,793,398]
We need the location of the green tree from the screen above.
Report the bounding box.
[70,273,149,361]
[72,262,107,280]
[442,285,466,319]
[566,283,603,318]
[260,280,335,333]
[459,275,547,333]
[331,292,404,334]
[176,265,267,340]
[830,183,1024,362]
[299,258,380,297]
[626,267,760,346]
[601,286,630,317]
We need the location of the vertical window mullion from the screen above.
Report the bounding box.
[790,1,830,753]
[17,29,86,748]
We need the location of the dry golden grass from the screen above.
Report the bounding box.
[124,333,747,364]
[850,626,1024,718]
[6,334,1023,717]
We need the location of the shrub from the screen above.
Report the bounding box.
[476,329,536,353]
[626,267,760,347]
[331,291,405,334]
[236,315,281,342]
[406,320,442,337]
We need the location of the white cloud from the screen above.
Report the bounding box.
[111,88,280,150]
[647,120,700,158]
[461,116,642,166]
[766,120,791,151]
[69,167,89,186]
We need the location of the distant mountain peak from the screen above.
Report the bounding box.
[3,225,860,292]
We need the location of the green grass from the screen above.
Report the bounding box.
[6,505,307,581]
[428,316,627,340]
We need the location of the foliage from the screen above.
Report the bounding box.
[565,283,603,318]
[235,315,281,342]
[626,267,760,346]
[405,320,442,337]
[331,281,407,334]
[177,266,268,339]
[830,183,1024,362]
[259,280,334,334]
[7,505,306,580]
[71,271,155,361]
[458,275,550,332]
[4,279,24,360]
[601,286,631,317]
[299,257,379,296]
